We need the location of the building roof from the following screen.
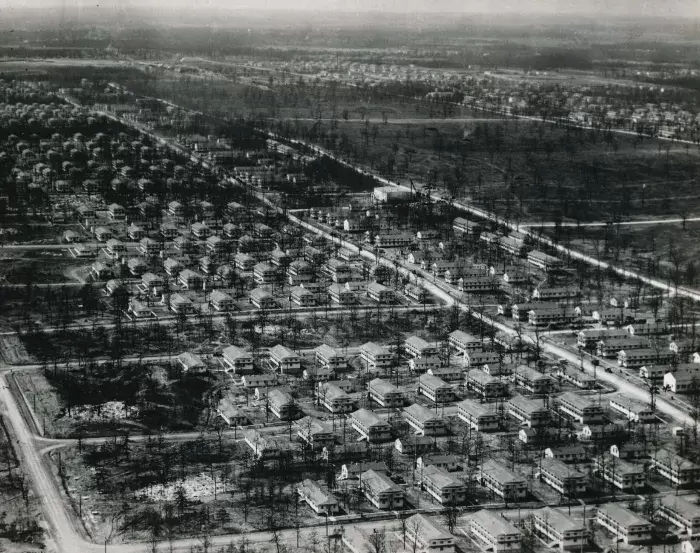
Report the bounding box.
[369,378,400,396]
[419,374,451,390]
[298,479,337,507]
[481,460,525,485]
[395,435,434,448]
[508,394,549,416]
[290,285,313,297]
[667,368,700,385]
[249,287,273,301]
[254,261,276,272]
[405,335,434,351]
[216,394,247,424]
[660,494,700,519]
[179,268,202,280]
[367,281,390,294]
[540,458,584,480]
[608,394,652,414]
[597,503,651,528]
[422,464,462,489]
[242,373,276,385]
[597,453,644,475]
[351,408,388,429]
[315,344,343,360]
[176,352,205,370]
[406,514,453,543]
[466,369,500,386]
[457,398,497,418]
[328,283,354,295]
[557,391,598,411]
[419,453,459,466]
[535,507,585,533]
[546,444,586,457]
[127,257,147,268]
[268,388,293,409]
[470,509,520,537]
[170,293,192,305]
[321,382,351,401]
[361,341,390,357]
[361,469,401,495]
[655,448,700,471]
[270,344,298,361]
[404,403,442,425]
[515,365,552,382]
[295,416,332,437]
[222,345,252,361]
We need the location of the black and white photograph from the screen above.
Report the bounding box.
[0,1,699,552]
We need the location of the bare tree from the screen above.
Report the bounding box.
[443,504,460,534]
[367,528,387,553]
[270,528,287,553]
[407,516,423,553]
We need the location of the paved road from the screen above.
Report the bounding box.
[520,216,700,228]
[0,372,92,553]
[0,303,431,337]
[1,242,123,251]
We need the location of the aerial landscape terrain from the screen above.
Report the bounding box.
[2,1,700,552]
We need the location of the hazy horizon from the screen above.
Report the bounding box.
[1,0,699,19]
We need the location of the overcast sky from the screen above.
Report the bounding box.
[1,0,698,18]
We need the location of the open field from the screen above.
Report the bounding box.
[119,68,473,123]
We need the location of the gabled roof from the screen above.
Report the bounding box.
[470,509,520,537]
[535,507,585,533]
[361,469,401,494]
[298,479,337,507]
[351,408,389,429]
[176,352,205,370]
[269,344,298,361]
[403,403,442,425]
[457,398,497,418]
[481,460,526,485]
[422,464,462,489]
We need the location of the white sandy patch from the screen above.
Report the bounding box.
[63,401,137,422]
[135,473,230,501]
